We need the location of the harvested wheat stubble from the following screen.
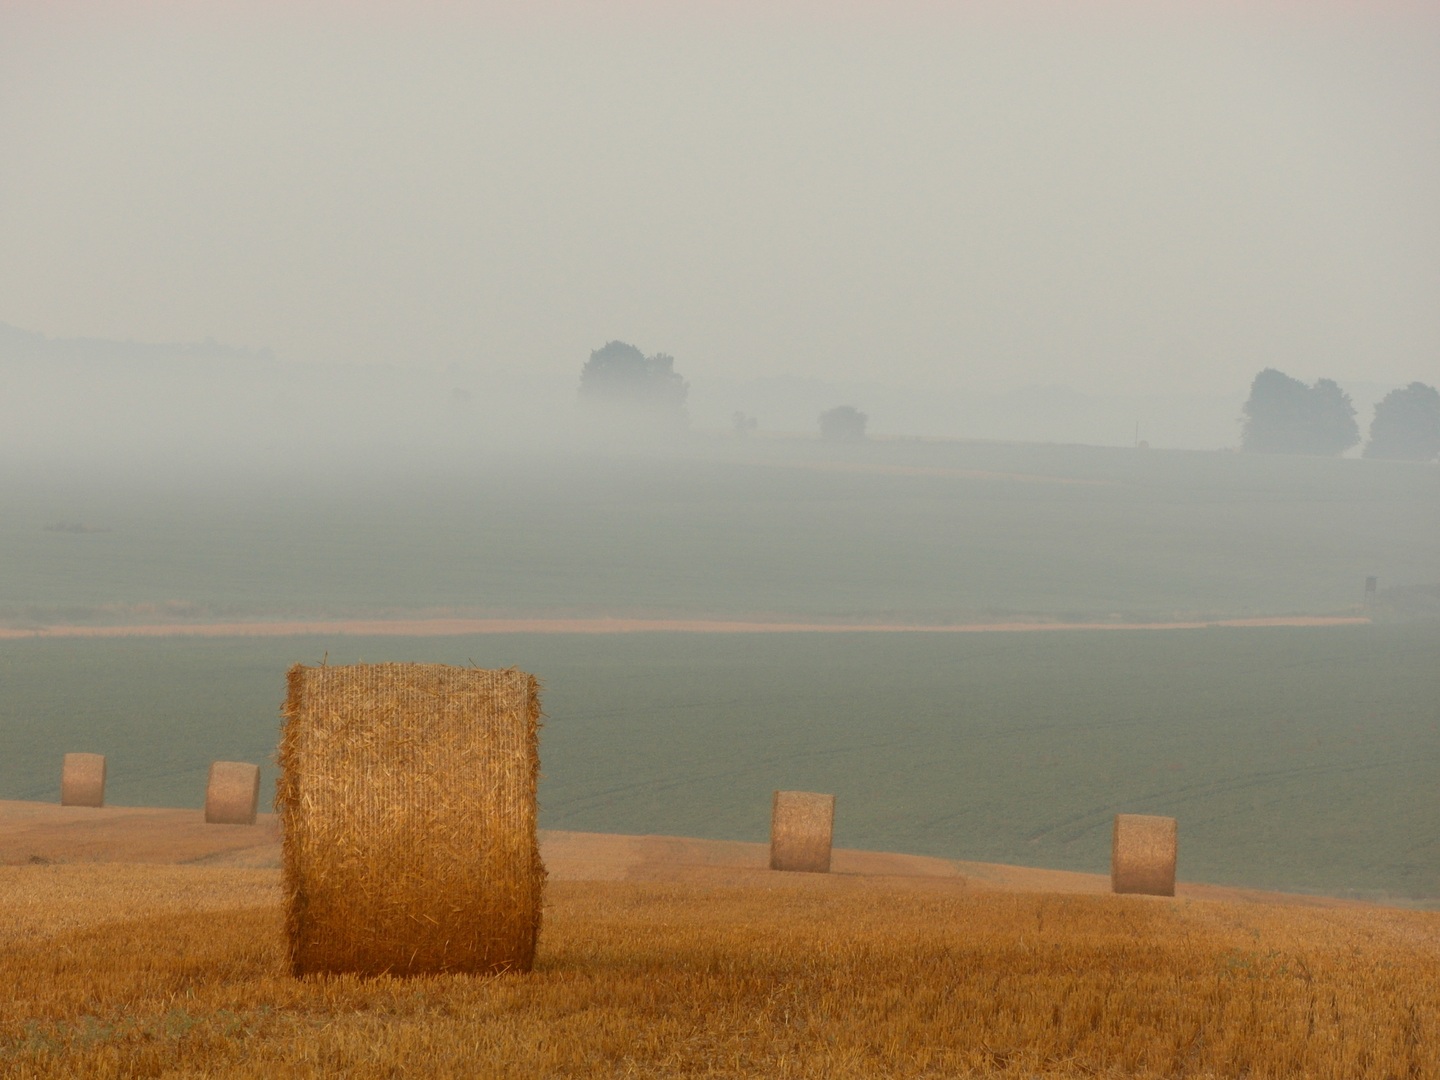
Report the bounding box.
[770,790,836,873]
[1111,813,1177,897]
[205,761,261,825]
[60,753,106,808]
[277,663,544,977]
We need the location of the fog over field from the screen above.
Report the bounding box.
[2,2,1439,901]
[2,0,1439,462]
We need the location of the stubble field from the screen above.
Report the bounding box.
[2,857,1437,1078]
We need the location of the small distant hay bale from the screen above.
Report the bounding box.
[205,761,261,825]
[1111,813,1177,897]
[770,790,835,873]
[60,753,106,807]
[277,663,544,977]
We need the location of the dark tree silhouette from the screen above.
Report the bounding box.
[731,411,758,436]
[819,405,868,442]
[1306,379,1361,455]
[1240,369,1358,456]
[1364,382,1440,462]
[578,341,688,425]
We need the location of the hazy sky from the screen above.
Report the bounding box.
[2,1,1437,397]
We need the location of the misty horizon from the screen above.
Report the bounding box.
[3,1,1438,419]
[0,317,1424,467]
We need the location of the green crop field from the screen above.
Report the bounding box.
[2,625,1438,902]
[2,440,1437,900]
[2,438,1437,627]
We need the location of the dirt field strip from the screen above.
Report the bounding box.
[0,614,1371,640]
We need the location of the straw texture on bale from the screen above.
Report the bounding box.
[277,663,544,977]
[60,753,106,807]
[1111,813,1178,896]
[769,790,835,873]
[205,761,261,825]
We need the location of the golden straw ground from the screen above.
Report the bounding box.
[277,662,544,977]
[2,863,1437,1078]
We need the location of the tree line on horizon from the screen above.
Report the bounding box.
[577,340,868,441]
[1241,369,1440,462]
[576,341,1437,459]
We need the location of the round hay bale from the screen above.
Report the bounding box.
[205,761,261,825]
[60,753,106,807]
[769,790,835,873]
[277,663,545,977]
[1111,813,1177,897]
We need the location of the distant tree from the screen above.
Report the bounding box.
[819,405,867,442]
[1363,382,1440,462]
[1308,379,1361,455]
[731,411,759,436]
[1240,368,1358,456]
[578,341,688,426]
[1240,369,1309,453]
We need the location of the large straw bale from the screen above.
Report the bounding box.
[277,663,544,977]
[769,790,835,873]
[1111,813,1177,896]
[60,753,106,807]
[205,761,261,825]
